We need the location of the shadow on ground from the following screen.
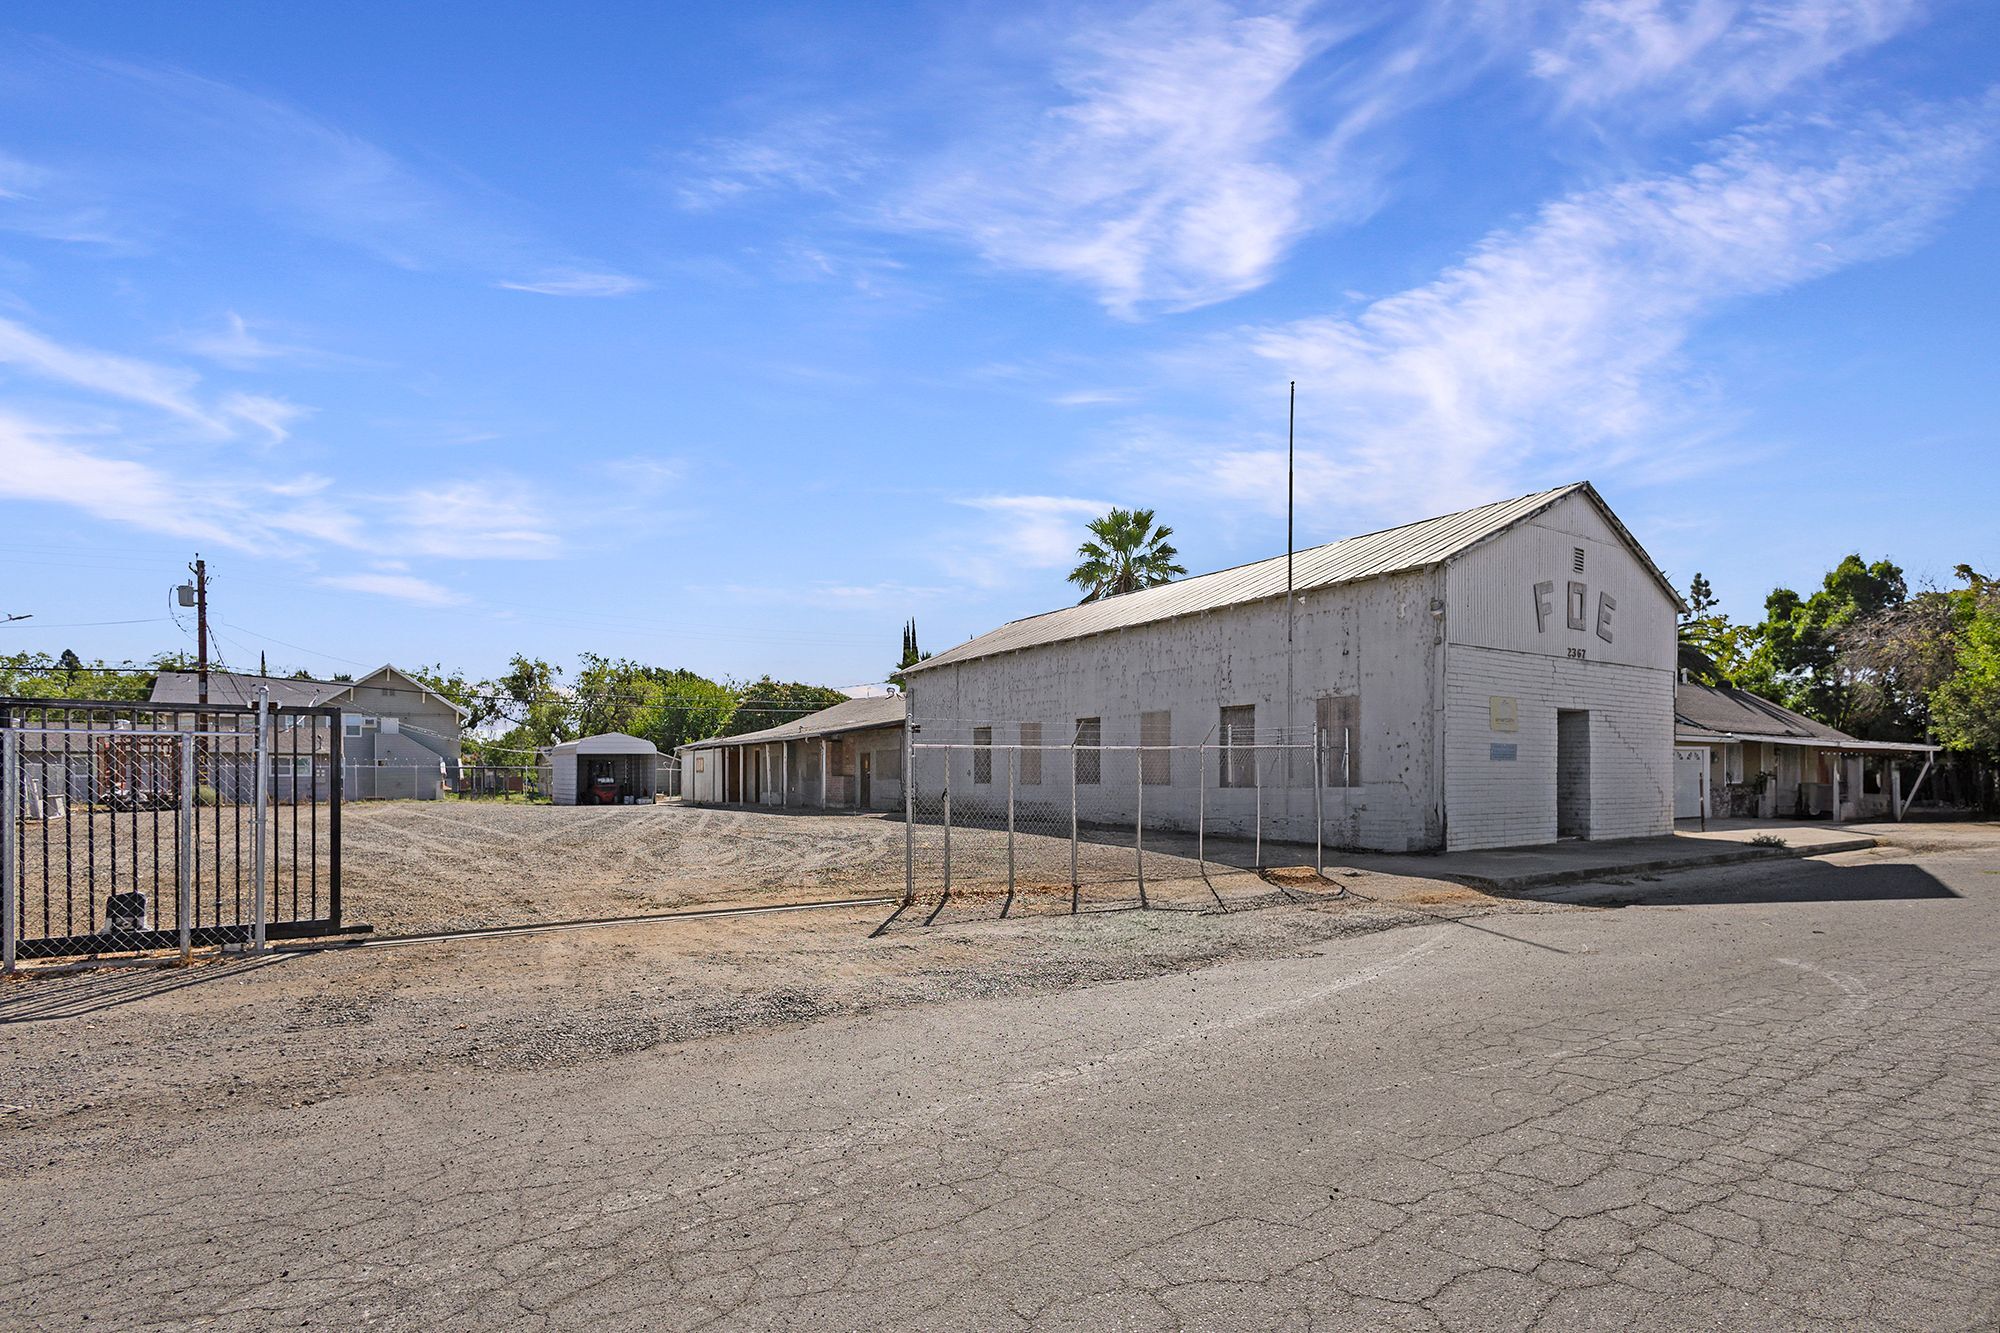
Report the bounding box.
[1553,858,1958,908]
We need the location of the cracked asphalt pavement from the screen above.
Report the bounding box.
[3,833,1997,1330]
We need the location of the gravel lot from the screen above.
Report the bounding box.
[341,799,1307,937]
[340,800,911,935]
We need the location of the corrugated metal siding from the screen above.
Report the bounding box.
[907,483,1650,675]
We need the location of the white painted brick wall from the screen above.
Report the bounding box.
[1442,645,1674,850]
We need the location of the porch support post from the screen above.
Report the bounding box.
[820,739,829,809]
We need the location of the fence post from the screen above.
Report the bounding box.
[3,726,17,974]
[902,726,915,908]
[1003,747,1016,917]
[1069,739,1079,913]
[253,690,270,954]
[1254,748,1263,870]
[1135,752,1147,908]
[1197,742,1206,871]
[177,734,195,962]
[1313,740,1324,876]
[941,750,952,901]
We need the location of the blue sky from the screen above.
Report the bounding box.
[1,0,1995,689]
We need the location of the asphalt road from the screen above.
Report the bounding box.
[6,842,1998,1330]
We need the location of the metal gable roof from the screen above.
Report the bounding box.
[906,482,1676,675]
[680,694,907,750]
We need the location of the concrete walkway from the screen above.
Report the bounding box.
[1325,818,1877,893]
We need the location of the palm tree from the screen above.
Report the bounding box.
[1067,507,1187,604]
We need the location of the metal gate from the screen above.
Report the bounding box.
[1,696,344,967]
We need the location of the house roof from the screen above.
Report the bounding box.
[903,482,1681,676]
[1674,680,1939,752]
[149,663,470,722]
[151,671,349,708]
[681,694,906,750]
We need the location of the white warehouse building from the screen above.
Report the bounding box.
[900,482,1684,853]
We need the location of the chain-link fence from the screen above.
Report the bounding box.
[901,732,1344,922]
[2,695,343,967]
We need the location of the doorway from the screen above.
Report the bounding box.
[859,751,874,808]
[1556,710,1591,839]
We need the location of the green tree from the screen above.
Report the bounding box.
[0,650,191,701]
[1675,573,1750,684]
[1738,555,1907,733]
[1067,507,1186,604]
[571,656,737,751]
[889,619,930,689]
[408,663,500,732]
[1930,588,2000,760]
[718,677,848,737]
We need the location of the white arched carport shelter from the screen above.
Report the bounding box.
[549,733,661,805]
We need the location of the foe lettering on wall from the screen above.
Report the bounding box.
[1532,578,1615,657]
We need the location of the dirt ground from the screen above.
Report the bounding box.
[340,800,912,934]
[340,799,1323,937]
[0,858,1568,1182]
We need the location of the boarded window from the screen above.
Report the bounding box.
[1074,717,1101,785]
[1141,710,1171,785]
[877,741,902,780]
[973,726,993,785]
[1019,722,1043,786]
[1316,694,1360,787]
[1219,705,1256,788]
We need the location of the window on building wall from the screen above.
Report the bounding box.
[1074,717,1101,785]
[877,741,902,780]
[973,726,993,785]
[1316,695,1360,787]
[1141,710,1171,785]
[1219,705,1256,788]
[1018,722,1043,785]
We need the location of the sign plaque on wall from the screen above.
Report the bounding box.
[1488,696,1518,732]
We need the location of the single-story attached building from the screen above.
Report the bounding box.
[548,733,661,805]
[680,695,906,811]
[1673,672,1939,822]
[900,482,1683,853]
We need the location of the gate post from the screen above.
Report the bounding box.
[1254,748,1263,870]
[178,734,195,962]
[3,726,17,974]
[327,705,342,926]
[253,690,270,954]
[941,750,952,899]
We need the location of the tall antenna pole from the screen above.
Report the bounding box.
[1286,381,1296,783]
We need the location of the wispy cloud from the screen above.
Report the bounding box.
[496,269,648,297]
[1175,100,1995,519]
[943,494,1110,587]
[673,114,876,211]
[0,314,310,443]
[894,1,1331,316]
[0,316,209,423]
[316,572,465,607]
[0,43,629,289]
[1531,0,1924,115]
[174,312,321,369]
[384,482,561,558]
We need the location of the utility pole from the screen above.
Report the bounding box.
[188,555,210,707]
